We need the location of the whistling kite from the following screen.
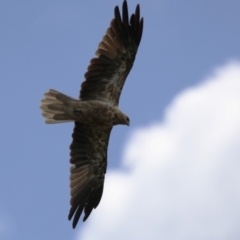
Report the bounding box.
[40,0,143,228]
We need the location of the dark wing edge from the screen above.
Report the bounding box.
[80,0,144,105]
[68,122,112,228]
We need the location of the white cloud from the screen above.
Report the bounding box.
[77,61,240,240]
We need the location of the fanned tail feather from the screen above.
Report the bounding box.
[40,89,77,124]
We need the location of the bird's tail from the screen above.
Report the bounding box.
[40,89,78,124]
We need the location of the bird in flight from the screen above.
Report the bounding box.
[40,0,143,228]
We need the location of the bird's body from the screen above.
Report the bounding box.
[41,89,129,126]
[40,0,143,228]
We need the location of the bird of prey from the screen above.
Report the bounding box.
[40,0,143,228]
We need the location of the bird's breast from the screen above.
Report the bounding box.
[73,100,118,126]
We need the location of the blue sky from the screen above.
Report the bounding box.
[1,1,240,240]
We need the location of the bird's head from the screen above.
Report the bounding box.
[113,109,130,126]
[124,114,130,126]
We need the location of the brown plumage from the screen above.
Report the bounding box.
[40,0,143,229]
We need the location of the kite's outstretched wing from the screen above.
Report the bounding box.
[68,123,112,228]
[79,0,143,106]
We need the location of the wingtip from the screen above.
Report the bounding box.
[114,5,121,22]
[137,17,144,45]
[122,0,129,26]
[72,222,77,229]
